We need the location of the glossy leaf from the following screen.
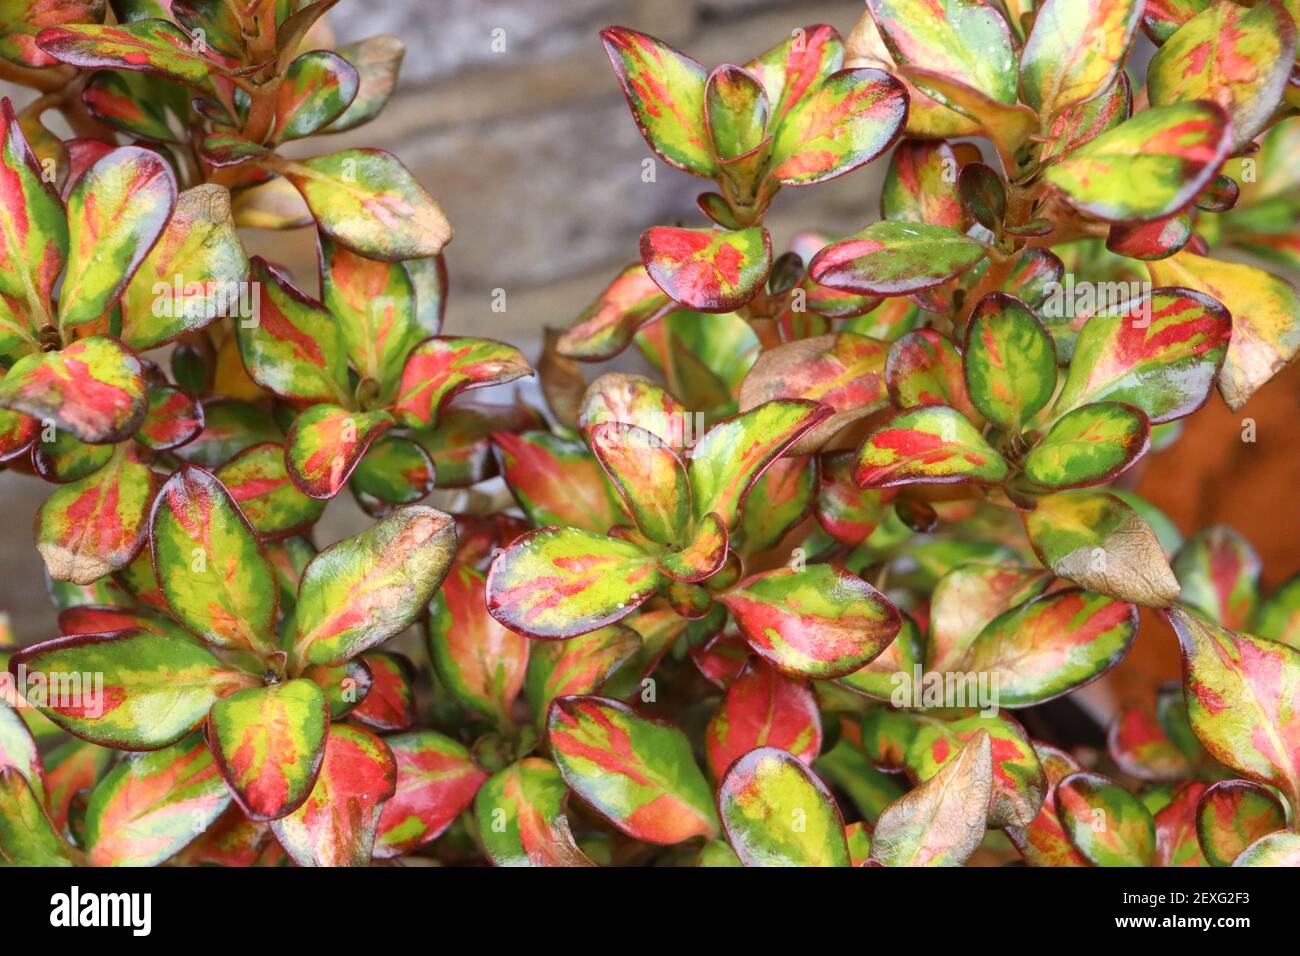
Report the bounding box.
[374,730,486,859]
[486,526,662,639]
[0,768,70,866]
[1153,781,1209,867]
[590,421,691,547]
[855,406,1007,489]
[475,758,591,866]
[151,465,277,654]
[719,563,900,679]
[881,139,964,228]
[870,730,992,867]
[815,453,893,546]
[1005,742,1091,867]
[1024,402,1149,490]
[135,385,204,452]
[492,431,625,534]
[886,328,980,422]
[548,696,718,843]
[327,35,405,133]
[216,442,326,538]
[1107,704,1195,781]
[274,50,359,141]
[84,734,229,866]
[1233,831,1300,866]
[9,628,254,749]
[926,564,1052,674]
[0,98,66,325]
[810,221,987,295]
[270,724,397,867]
[1044,103,1230,222]
[1019,0,1141,119]
[1196,779,1288,868]
[555,264,672,361]
[705,659,821,779]
[525,625,642,727]
[36,20,213,87]
[292,505,457,668]
[640,226,771,314]
[963,292,1057,432]
[392,336,530,428]
[1024,490,1181,607]
[1165,605,1300,809]
[960,589,1138,706]
[1173,526,1261,631]
[1056,771,1156,866]
[719,748,849,867]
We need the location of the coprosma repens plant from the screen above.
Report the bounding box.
[0,0,1298,869]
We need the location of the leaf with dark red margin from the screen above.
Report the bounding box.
[42,738,112,834]
[579,372,688,449]
[1056,771,1156,866]
[836,612,924,700]
[9,628,255,749]
[1165,604,1300,811]
[555,264,672,361]
[871,730,992,867]
[1040,73,1132,164]
[151,465,278,654]
[59,146,175,330]
[1044,102,1230,223]
[548,696,718,844]
[374,730,486,859]
[216,442,325,538]
[766,67,906,186]
[640,226,771,314]
[886,328,981,423]
[525,625,642,727]
[589,420,690,547]
[475,757,592,866]
[705,659,821,780]
[718,747,848,867]
[273,50,359,142]
[285,404,394,500]
[1107,704,1195,782]
[346,652,415,732]
[881,139,964,228]
[1153,780,1210,867]
[963,293,1056,432]
[349,437,436,509]
[291,505,457,668]
[1196,779,1288,868]
[1148,1,1296,152]
[492,431,625,534]
[120,184,248,350]
[658,512,728,583]
[37,446,156,585]
[1024,490,1181,607]
[0,98,66,331]
[905,712,1046,828]
[855,405,1007,489]
[0,337,147,444]
[135,384,204,452]
[1051,287,1230,424]
[810,221,986,296]
[486,526,663,639]
[1233,832,1300,866]
[738,332,888,455]
[84,733,230,866]
[959,589,1138,707]
[0,1,103,67]
[207,680,329,823]
[734,453,815,553]
[926,564,1052,674]
[1024,402,1150,490]
[236,257,349,405]
[326,34,405,133]
[427,562,529,723]
[599,27,716,177]
[36,20,216,88]
[391,337,530,428]
[0,699,42,806]
[0,408,38,463]
[174,399,282,470]
[705,64,768,161]
[278,149,451,261]
[720,563,900,679]
[1006,742,1091,867]
[688,399,830,530]
[170,804,272,867]
[1172,526,1261,631]
[1143,0,1212,43]
[270,724,397,867]
[0,768,71,866]
[1107,214,1192,260]
[1018,0,1141,120]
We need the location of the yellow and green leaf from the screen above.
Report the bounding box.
[963,292,1057,432]
[855,405,1007,488]
[474,757,592,866]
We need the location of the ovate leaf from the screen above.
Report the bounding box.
[1024,401,1149,490]
[373,730,486,859]
[640,226,771,313]
[1019,0,1142,119]
[963,292,1057,432]
[1056,771,1156,866]
[1196,779,1288,868]
[705,659,822,779]
[810,221,987,295]
[855,405,1007,488]
[475,758,592,867]
[719,748,849,866]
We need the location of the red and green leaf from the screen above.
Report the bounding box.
[0,98,66,331]
[706,659,821,779]
[1044,102,1230,222]
[1056,771,1156,866]
[391,336,530,428]
[42,738,112,834]
[1005,742,1091,867]
[216,442,326,538]
[9,628,255,749]
[1153,780,1210,867]
[963,293,1057,432]
[135,384,204,452]
[492,431,625,534]
[291,505,457,668]
[349,436,436,509]
[269,724,397,866]
[880,139,964,228]
[640,226,771,313]
[1018,0,1142,119]
[926,564,1052,673]
[474,757,592,866]
[274,50,359,142]
[36,20,215,88]
[886,327,980,422]
[547,696,719,844]
[720,563,900,679]
[1165,604,1300,810]
[959,589,1138,707]
[485,526,663,639]
[1233,831,1300,866]
[525,624,641,727]
[0,1,103,68]
[285,405,394,500]
[719,747,849,866]
[84,733,230,866]
[809,221,987,296]
[1172,526,1261,631]
[1107,704,1196,781]
[1024,401,1149,490]
[1197,779,1288,868]
[327,34,405,133]
[0,768,71,865]
[855,405,1007,488]
[374,730,486,859]
[600,27,716,177]
[590,421,690,547]
[555,264,672,361]
[151,465,278,654]
[705,64,769,161]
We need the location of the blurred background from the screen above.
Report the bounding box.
[2,0,1297,705]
